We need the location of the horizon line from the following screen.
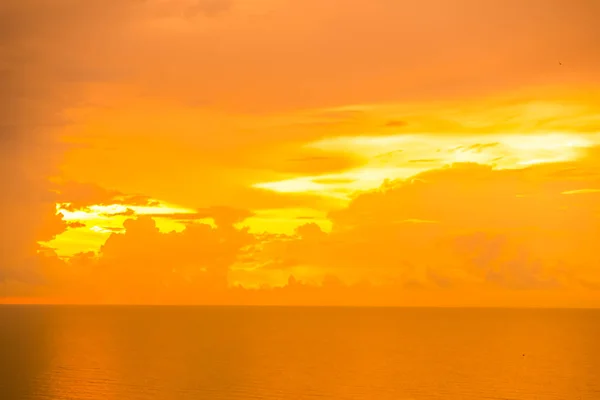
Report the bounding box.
[1,304,599,310]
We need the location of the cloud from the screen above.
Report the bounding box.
[100,226,125,233]
[41,0,600,218]
[309,109,366,121]
[3,1,600,307]
[146,0,233,19]
[137,206,254,227]
[110,208,137,217]
[24,0,596,115]
[76,215,255,303]
[311,177,356,185]
[282,155,363,175]
[252,161,600,295]
[4,158,600,305]
[234,143,366,176]
[562,188,600,195]
[0,1,72,282]
[455,143,500,153]
[55,182,122,211]
[0,0,145,284]
[55,182,167,212]
[385,120,408,128]
[409,159,442,163]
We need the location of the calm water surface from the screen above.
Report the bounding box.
[1,306,599,399]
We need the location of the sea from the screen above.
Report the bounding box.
[1,306,598,399]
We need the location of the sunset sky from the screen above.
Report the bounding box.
[2,0,600,306]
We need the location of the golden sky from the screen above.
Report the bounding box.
[2,0,600,306]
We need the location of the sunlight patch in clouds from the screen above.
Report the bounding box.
[240,208,332,235]
[256,132,600,199]
[47,200,199,256]
[562,188,600,195]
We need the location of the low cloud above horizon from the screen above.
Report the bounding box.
[2,0,600,307]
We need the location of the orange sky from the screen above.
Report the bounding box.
[2,0,600,306]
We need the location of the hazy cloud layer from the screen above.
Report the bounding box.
[3,159,600,306]
[2,1,600,306]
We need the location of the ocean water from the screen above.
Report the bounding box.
[1,306,599,400]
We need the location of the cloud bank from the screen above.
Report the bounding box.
[2,0,600,307]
